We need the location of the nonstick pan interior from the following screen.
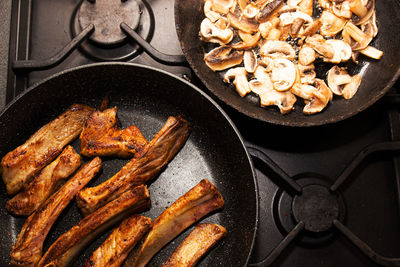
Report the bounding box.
[175,0,400,126]
[0,63,258,266]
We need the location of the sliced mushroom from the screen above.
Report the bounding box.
[291,83,316,100]
[351,51,360,63]
[249,66,274,95]
[303,79,333,114]
[279,11,313,27]
[350,0,374,25]
[258,22,273,38]
[259,56,274,72]
[305,34,334,59]
[211,0,236,14]
[260,89,297,114]
[327,66,352,95]
[244,50,258,73]
[231,31,261,49]
[342,74,362,99]
[319,11,346,36]
[359,45,383,59]
[256,0,283,23]
[365,11,378,37]
[271,58,296,91]
[277,5,298,15]
[204,1,221,22]
[237,0,249,11]
[204,46,244,71]
[290,18,305,35]
[200,18,233,45]
[301,19,322,37]
[298,46,316,65]
[324,39,352,63]
[267,28,282,40]
[332,0,352,19]
[298,64,316,84]
[243,3,260,19]
[258,17,280,38]
[342,21,372,50]
[260,40,296,60]
[224,67,251,97]
[298,0,314,16]
[250,66,296,114]
[227,12,259,33]
[253,0,270,8]
[318,0,331,9]
[286,0,301,7]
[360,11,377,39]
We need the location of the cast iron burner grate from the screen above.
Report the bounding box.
[247,140,400,266]
[11,0,186,76]
[5,1,400,266]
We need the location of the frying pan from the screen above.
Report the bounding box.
[0,63,258,266]
[175,0,400,126]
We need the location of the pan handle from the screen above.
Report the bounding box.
[121,23,187,66]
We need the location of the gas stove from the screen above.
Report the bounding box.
[2,0,400,266]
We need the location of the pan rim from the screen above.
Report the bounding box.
[0,62,259,266]
[174,0,400,127]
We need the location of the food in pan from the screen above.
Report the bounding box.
[84,214,152,267]
[37,185,151,267]
[1,104,94,195]
[123,179,224,267]
[3,102,225,266]
[80,107,148,158]
[162,223,227,267]
[10,157,102,267]
[76,115,190,215]
[6,145,81,216]
[200,0,382,114]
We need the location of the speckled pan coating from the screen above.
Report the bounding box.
[0,63,258,267]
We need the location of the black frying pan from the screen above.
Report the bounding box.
[175,0,400,126]
[0,63,258,266]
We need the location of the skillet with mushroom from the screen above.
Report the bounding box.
[200,0,382,115]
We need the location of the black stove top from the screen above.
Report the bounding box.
[4,0,400,266]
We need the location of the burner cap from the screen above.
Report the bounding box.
[78,0,141,46]
[292,184,339,233]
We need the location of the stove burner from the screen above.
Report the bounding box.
[292,184,339,232]
[72,0,154,61]
[79,0,140,46]
[273,173,346,246]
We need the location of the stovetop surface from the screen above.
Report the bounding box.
[2,0,400,266]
